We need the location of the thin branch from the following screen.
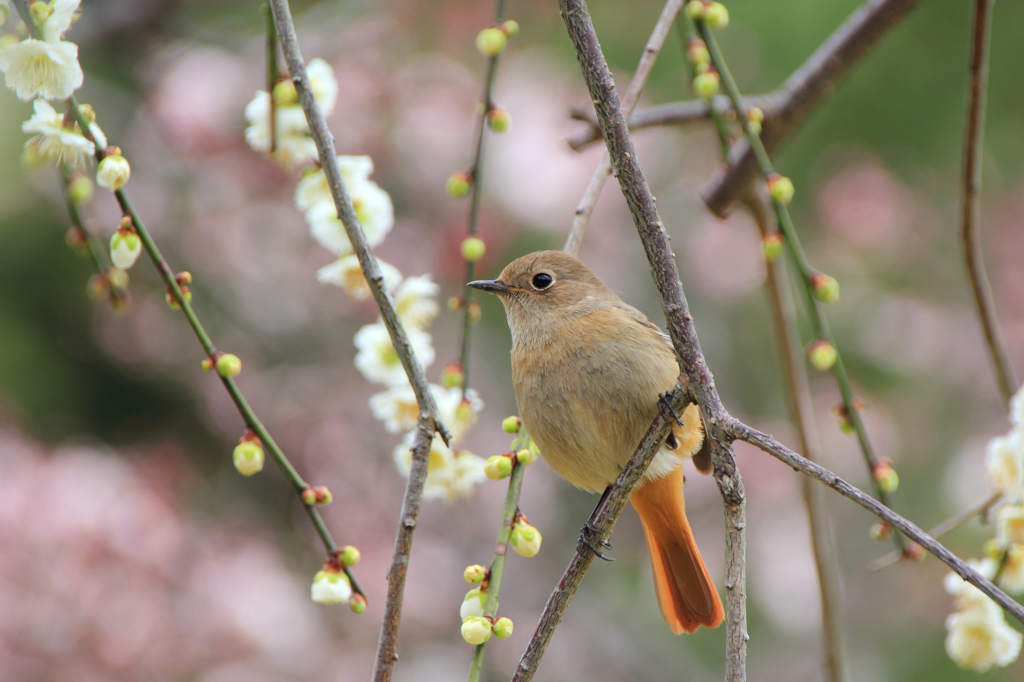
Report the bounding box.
[550,0,747,679]
[457,0,508,396]
[265,3,278,155]
[726,419,1024,625]
[960,0,1017,403]
[562,0,684,256]
[466,429,530,682]
[58,95,364,595]
[268,0,451,445]
[698,17,904,554]
[511,390,690,682]
[870,491,1003,571]
[694,0,930,216]
[373,417,434,682]
[743,191,846,682]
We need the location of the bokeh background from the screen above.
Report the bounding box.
[1,0,1024,680]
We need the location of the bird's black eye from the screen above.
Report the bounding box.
[531,272,554,290]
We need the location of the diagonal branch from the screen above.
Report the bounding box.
[960,0,1017,403]
[563,0,685,256]
[726,419,1024,625]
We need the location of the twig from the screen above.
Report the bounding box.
[466,429,530,682]
[870,491,1003,571]
[266,0,458,675]
[743,191,846,682]
[57,95,365,595]
[373,417,434,682]
[725,419,1024,625]
[565,95,771,151]
[457,0,507,395]
[700,0,929,216]
[511,390,691,682]
[697,18,904,554]
[562,0,684,256]
[265,3,278,155]
[960,0,1017,403]
[550,1,747,679]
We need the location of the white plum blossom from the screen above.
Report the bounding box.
[242,58,337,167]
[294,155,374,212]
[305,183,393,256]
[96,154,130,191]
[310,569,351,605]
[393,432,486,502]
[998,545,1024,594]
[944,561,1023,670]
[109,230,141,269]
[1,38,83,101]
[21,99,93,166]
[394,275,440,331]
[41,0,80,42]
[354,321,434,386]
[998,505,1024,546]
[369,383,481,441]
[987,431,1024,502]
[316,254,402,299]
[460,588,487,621]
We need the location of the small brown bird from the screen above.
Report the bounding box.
[470,251,724,634]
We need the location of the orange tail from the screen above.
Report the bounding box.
[631,466,724,634]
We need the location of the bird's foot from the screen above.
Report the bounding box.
[658,390,685,427]
[577,522,614,561]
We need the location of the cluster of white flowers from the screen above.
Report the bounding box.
[0,0,82,101]
[243,58,338,168]
[944,386,1024,671]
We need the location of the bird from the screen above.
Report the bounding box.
[469,250,724,634]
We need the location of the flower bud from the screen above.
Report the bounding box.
[746,106,763,135]
[109,229,142,269]
[349,593,367,614]
[516,446,538,466]
[29,0,50,25]
[762,232,783,262]
[872,460,899,493]
[461,237,486,263]
[492,616,514,639]
[511,521,542,558]
[476,27,507,57]
[107,267,129,291]
[806,340,837,371]
[340,545,361,566]
[233,440,265,476]
[68,174,94,205]
[501,20,519,36]
[217,353,242,378]
[97,153,131,191]
[446,172,472,199]
[983,538,1005,561]
[904,543,924,561]
[176,271,193,286]
[272,78,299,105]
[467,300,482,323]
[685,0,706,19]
[448,295,464,310]
[766,173,794,205]
[464,564,488,584]
[460,587,488,621]
[302,485,333,506]
[693,71,720,100]
[703,2,729,28]
[65,226,88,255]
[487,107,512,133]
[311,568,352,604]
[441,361,465,388]
[461,616,493,645]
[869,521,891,541]
[809,271,840,304]
[502,416,522,434]
[165,286,192,310]
[86,273,109,301]
[686,39,710,67]
[484,455,513,480]
[201,357,215,372]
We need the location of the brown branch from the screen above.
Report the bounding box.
[538,0,747,679]
[565,95,772,150]
[870,491,1003,571]
[700,0,928,216]
[562,0,685,256]
[373,417,434,682]
[743,191,846,682]
[511,389,689,682]
[961,0,1018,403]
[726,419,1024,625]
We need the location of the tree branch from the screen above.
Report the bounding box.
[563,0,685,256]
[960,0,1017,403]
[726,419,1024,625]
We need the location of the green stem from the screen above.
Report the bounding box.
[466,428,530,682]
[675,12,731,155]
[62,96,363,596]
[698,19,903,551]
[265,3,278,155]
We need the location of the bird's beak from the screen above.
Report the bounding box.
[468,279,511,294]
